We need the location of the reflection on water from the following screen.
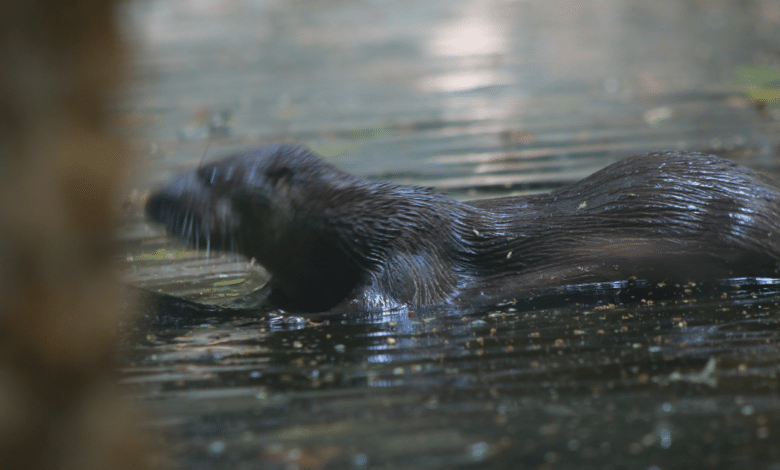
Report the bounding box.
[123,279,780,468]
[423,1,511,93]
[123,0,780,191]
[427,9,506,57]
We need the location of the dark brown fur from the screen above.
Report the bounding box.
[147,145,780,313]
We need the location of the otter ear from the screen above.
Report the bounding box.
[265,165,296,186]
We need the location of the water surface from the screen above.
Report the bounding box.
[118,0,780,468]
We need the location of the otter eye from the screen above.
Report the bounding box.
[198,166,236,188]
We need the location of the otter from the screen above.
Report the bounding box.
[146,145,780,313]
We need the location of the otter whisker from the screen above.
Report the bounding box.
[187,216,194,246]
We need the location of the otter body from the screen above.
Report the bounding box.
[146,145,780,313]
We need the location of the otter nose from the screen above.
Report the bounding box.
[145,171,199,227]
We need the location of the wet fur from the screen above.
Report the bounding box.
[147,145,780,313]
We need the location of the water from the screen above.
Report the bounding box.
[117,0,780,468]
[122,280,780,469]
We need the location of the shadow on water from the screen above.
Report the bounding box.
[122,278,780,469]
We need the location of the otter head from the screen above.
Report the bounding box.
[145,145,373,311]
